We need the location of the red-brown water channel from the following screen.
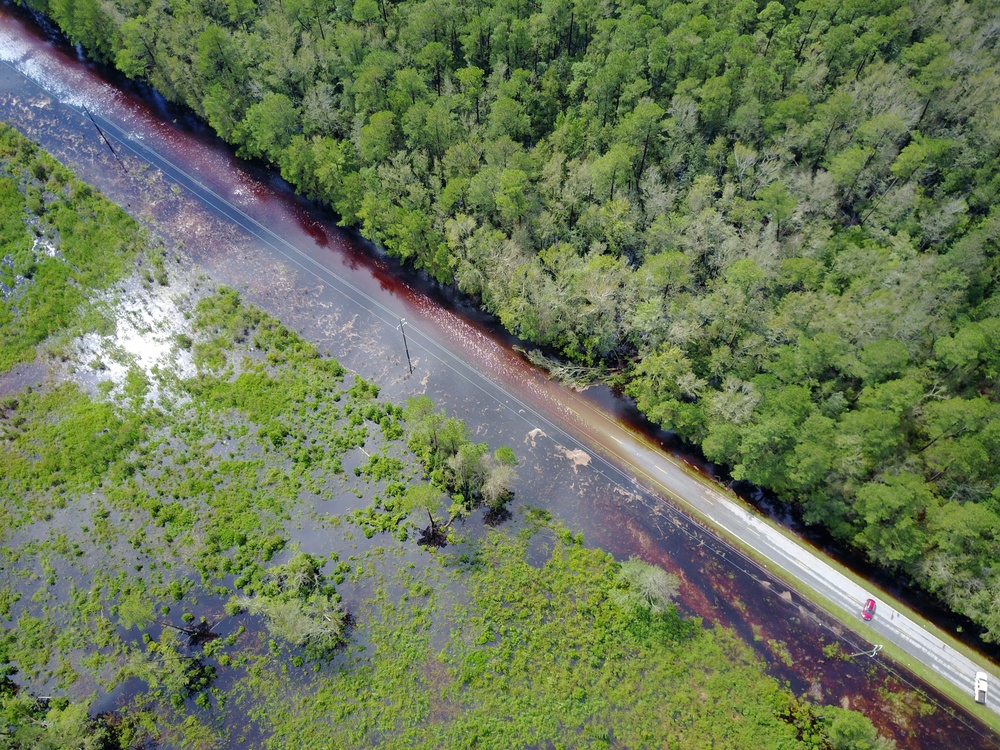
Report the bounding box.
[1,5,998,747]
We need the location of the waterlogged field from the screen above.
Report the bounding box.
[0,124,893,748]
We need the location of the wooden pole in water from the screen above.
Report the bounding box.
[83,105,128,173]
[399,318,413,374]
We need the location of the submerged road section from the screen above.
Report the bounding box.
[1,7,997,737]
[593,418,1000,718]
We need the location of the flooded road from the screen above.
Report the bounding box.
[0,4,997,747]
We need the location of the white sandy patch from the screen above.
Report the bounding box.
[555,444,592,472]
[525,427,547,447]
[525,428,592,472]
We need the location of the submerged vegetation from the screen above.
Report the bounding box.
[0,122,145,373]
[249,519,891,749]
[26,0,1000,642]
[231,552,348,658]
[0,128,895,747]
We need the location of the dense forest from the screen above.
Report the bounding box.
[25,0,1000,641]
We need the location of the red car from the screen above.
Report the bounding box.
[862,598,876,621]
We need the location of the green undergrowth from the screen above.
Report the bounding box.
[0,278,429,746]
[245,515,885,749]
[0,122,146,373]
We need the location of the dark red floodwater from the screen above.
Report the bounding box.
[1,4,998,747]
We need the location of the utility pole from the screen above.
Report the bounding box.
[83,106,128,173]
[399,318,413,374]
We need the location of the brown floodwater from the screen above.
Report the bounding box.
[1,4,998,747]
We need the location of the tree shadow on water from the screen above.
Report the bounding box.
[483,505,512,527]
[417,525,449,548]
